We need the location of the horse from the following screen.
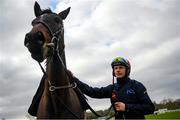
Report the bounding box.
[24,1,85,119]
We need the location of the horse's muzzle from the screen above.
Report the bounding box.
[24,32,45,62]
[24,32,44,48]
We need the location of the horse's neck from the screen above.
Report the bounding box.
[47,52,69,87]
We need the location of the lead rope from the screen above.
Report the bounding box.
[38,62,46,76]
[38,62,52,85]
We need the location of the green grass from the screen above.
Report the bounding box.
[145,111,180,119]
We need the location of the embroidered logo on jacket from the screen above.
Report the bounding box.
[126,89,135,95]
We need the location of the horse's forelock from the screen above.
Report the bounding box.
[41,8,53,15]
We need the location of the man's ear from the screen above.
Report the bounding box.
[112,70,115,76]
[58,7,71,20]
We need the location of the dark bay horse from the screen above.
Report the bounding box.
[24,1,85,119]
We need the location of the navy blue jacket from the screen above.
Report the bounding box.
[74,77,155,119]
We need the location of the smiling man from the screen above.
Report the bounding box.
[74,57,155,119]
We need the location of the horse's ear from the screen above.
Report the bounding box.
[58,7,71,20]
[34,1,42,17]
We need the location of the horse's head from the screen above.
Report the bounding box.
[24,1,70,62]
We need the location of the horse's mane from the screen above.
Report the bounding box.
[41,8,53,14]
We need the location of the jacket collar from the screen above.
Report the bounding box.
[116,77,130,85]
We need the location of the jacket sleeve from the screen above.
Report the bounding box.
[73,77,112,98]
[125,82,155,115]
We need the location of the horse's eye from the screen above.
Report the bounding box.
[32,20,35,25]
[32,19,38,26]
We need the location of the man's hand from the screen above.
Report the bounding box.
[114,102,125,112]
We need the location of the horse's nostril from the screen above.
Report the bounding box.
[25,42,30,47]
[37,40,43,45]
[37,31,42,36]
[36,32,44,45]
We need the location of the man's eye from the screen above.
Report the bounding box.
[114,67,118,69]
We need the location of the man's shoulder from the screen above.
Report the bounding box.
[129,79,145,88]
[130,79,139,83]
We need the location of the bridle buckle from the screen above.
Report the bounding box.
[49,86,56,91]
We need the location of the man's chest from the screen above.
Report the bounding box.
[115,83,138,103]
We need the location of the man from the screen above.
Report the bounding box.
[73,57,155,119]
[28,57,155,119]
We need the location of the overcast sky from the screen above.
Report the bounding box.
[0,0,180,119]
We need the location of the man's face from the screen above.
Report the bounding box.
[114,65,126,78]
